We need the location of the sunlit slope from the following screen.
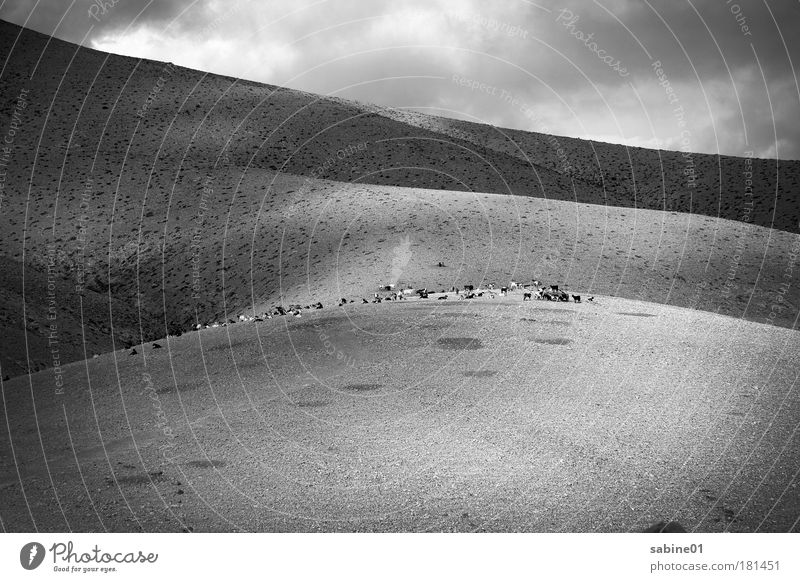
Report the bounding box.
[365,105,800,232]
[2,297,797,531]
[1,166,798,376]
[0,18,798,378]
[1,17,797,240]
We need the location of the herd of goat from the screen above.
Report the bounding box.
[192,281,588,328]
[398,281,586,303]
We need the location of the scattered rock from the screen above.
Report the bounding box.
[643,521,686,533]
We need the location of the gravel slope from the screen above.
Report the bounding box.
[2,294,797,532]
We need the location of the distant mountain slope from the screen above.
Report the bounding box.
[0,19,798,378]
[366,106,800,233]
[1,18,797,235]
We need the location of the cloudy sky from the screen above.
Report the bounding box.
[3,0,799,159]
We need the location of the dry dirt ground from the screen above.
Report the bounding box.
[2,294,798,532]
[0,20,798,533]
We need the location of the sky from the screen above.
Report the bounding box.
[2,0,799,159]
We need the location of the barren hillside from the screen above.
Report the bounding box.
[2,297,797,532]
[0,19,798,377]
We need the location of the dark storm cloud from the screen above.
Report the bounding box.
[1,0,798,158]
[529,0,800,157]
